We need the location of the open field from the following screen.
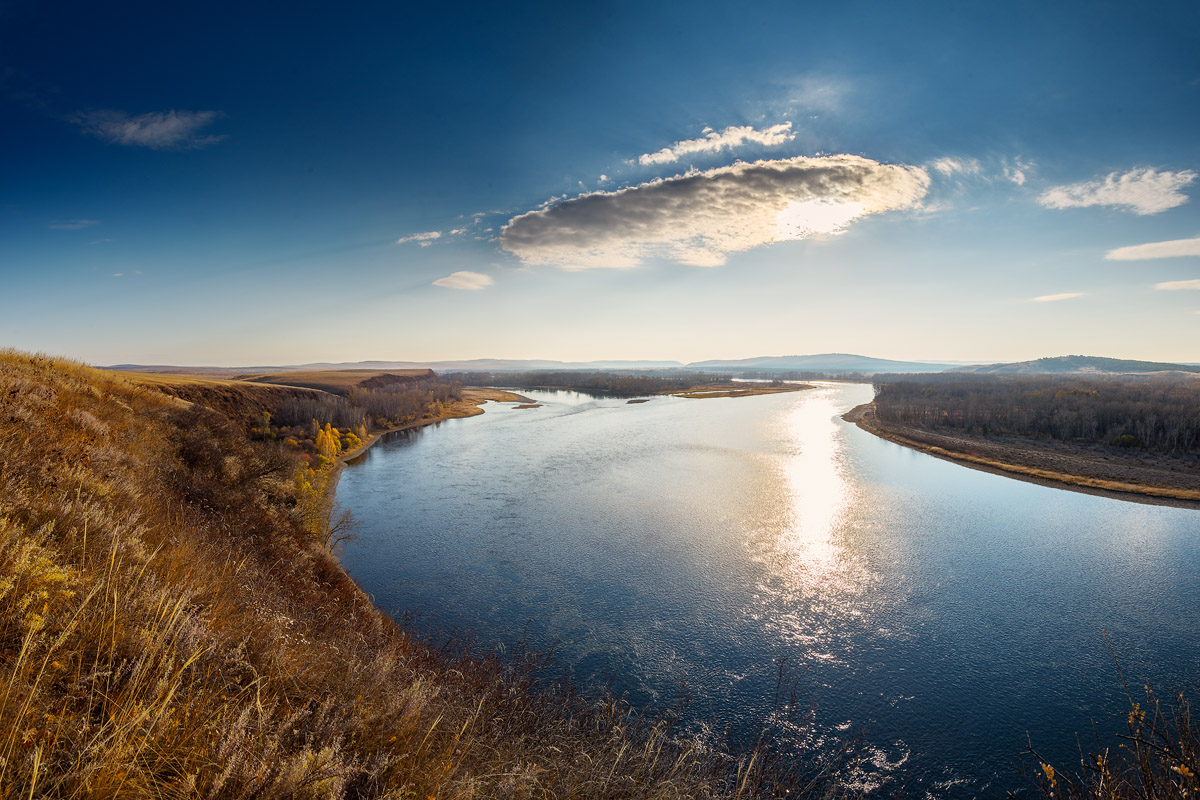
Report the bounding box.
[109,369,331,426]
[846,402,1200,507]
[237,368,436,394]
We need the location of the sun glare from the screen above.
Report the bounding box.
[774,199,867,240]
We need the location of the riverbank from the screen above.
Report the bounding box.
[328,387,533,504]
[845,401,1200,508]
[337,387,531,462]
[2,350,801,797]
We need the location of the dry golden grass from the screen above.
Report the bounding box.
[106,370,260,388]
[461,388,534,404]
[0,348,826,799]
[113,369,330,429]
[240,369,435,394]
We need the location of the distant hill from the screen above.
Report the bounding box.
[107,359,687,376]
[685,353,954,374]
[238,369,436,395]
[107,363,285,379]
[298,359,688,371]
[106,355,953,376]
[949,355,1200,375]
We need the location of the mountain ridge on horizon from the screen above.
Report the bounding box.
[106,352,958,377]
[947,355,1200,375]
[105,352,1200,379]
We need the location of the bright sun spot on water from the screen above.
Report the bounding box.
[775,199,866,240]
[779,388,854,569]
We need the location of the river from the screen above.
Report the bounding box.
[335,382,1200,797]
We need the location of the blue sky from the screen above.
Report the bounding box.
[2,0,1199,365]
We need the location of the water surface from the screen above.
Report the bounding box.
[337,383,1200,797]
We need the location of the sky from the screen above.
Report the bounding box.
[2,0,1199,366]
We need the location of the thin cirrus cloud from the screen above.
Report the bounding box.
[930,157,982,177]
[48,219,99,229]
[432,271,493,290]
[1105,236,1200,261]
[1003,158,1035,186]
[396,231,442,247]
[637,122,795,166]
[500,154,930,269]
[1032,292,1085,302]
[70,109,226,150]
[1154,279,1200,291]
[1038,168,1196,215]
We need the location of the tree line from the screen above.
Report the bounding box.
[443,370,717,397]
[269,377,463,429]
[871,374,1200,454]
[251,377,463,468]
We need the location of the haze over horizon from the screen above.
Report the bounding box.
[3,1,1199,365]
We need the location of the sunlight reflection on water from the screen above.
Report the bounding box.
[337,382,1200,800]
[780,386,851,567]
[744,386,884,669]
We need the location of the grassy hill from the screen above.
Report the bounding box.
[949,355,1200,375]
[236,369,436,395]
[113,370,332,425]
[0,349,805,799]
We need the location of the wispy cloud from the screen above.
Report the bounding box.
[637,122,795,166]
[433,271,493,290]
[47,219,99,229]
[1106,236,1200,261]
[70,109,226,150]
[780,74,849,114]
[501,155,930,269]
[1032,292,1084,302]
[396,231,442,247]
[1154,279,1200,291]
[930,157,982,177]
[1039,168,1196,215]
[1003,158,1035,186]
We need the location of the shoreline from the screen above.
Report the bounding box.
[669,382,813,399]
[326,387,532,506]
[844,402,1200,510]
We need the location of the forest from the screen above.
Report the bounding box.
[249,377,463,468]
[872,374,1200,454]
[264,377,461,429]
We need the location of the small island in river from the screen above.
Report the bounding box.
[670,382,812,399]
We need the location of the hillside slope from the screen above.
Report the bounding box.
[0,350,797,799]
[949,355,1200,375]
[237,369,436,395]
